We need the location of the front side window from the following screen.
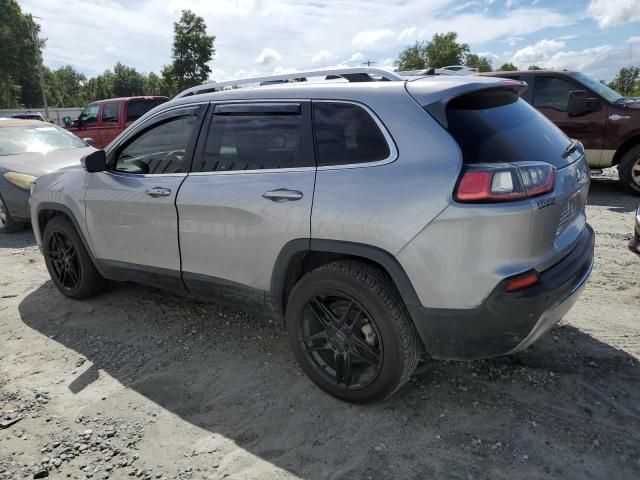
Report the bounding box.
[102,102,119,124]
[79,104,99,125]
[195,105,308,172]
[114,115,198,174]
[313,102,390,167]
[532,77,577,111]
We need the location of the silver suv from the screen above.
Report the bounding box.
[30,68,594,403]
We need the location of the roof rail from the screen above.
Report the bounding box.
[175,67,404,98]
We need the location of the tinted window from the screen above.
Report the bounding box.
[102,102,119,123]
[533,76,576,111]
[80,104,99,125]
[126,99,166,122]
[313,102,390,166]
[195,107,308,172]
[445,88,571,168]
[115,116,198,174]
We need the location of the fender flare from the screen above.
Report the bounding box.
[270,238,421,314]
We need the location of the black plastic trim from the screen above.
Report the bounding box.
[270,238,421,316]
[408,224,595,360]
[99,259,188,295]
[182,271,267,314]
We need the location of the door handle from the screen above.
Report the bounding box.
[262,189,304,202]
[145,187,172,198]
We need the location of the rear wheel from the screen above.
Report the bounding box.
[0,194,26,234]
[618,145,640,195]
[42,216,106,299]
[286,261,420,403]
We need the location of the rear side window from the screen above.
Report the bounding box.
[102,102,119,123]
[313,102,390,167]
[126,99,166,122]
[194,104,311,172]
[445,88,571,168]
[532,76,576,111]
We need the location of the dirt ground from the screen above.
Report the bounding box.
[1,172,639,480]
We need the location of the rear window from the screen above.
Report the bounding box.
[445,88,571,168]
[126,99,167,122]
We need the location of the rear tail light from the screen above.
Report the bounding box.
[455,163,556,203]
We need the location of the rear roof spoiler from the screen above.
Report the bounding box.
[413,79,528,129]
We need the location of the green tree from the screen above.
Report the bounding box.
[465,53,492,72]
[112,62,145,97]
[44,65,87,107]
[0,0,42,108]
[170,10,215,92]
[528,65,543,70]
[144,72,162,95]
[608,66,640,96]
[394,41,427,70]
[424,32,469,68]
[498,62,518,72]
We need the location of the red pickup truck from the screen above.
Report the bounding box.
[482,70,640,194]
[64,96,168,149]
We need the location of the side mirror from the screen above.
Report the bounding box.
[83,137,96,147]
[63,116,72,127]
[81,150,106,173]
[568,90,601,117]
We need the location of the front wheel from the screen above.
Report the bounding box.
[286,261,421,404]
[42,216,106,299]
[618,145,640,196]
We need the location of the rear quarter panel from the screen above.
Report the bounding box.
[311,89,461,255]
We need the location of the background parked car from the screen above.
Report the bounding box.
[0,119,94,233]
[11,112,47,122]
[481,70,640,194]
[63,96,169,149]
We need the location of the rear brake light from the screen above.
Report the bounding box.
[455,163,555,203]
[505,271,540,292]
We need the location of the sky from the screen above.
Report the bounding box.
[18,0,640,82]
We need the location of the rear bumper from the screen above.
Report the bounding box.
[408,224,595,360]
[628,204,640,257]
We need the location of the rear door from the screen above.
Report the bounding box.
[531,74,607,159]
[84,105,204,289]
[98,101,122,148]
[177,102,316,307]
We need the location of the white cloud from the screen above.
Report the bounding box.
[254,48,282,65]
[587,0,640,28]
[512,39,566,64]
[349,52,365,63]
[352,29,394,49]
[627,36,640,43]
[311,50,333,64]
[398,27,418,42]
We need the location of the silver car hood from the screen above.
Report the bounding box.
[0,146,95,177]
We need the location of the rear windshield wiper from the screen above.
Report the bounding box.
[562,139,580,158]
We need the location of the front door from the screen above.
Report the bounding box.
[75,103,101,144]
[84,106,204,289]
[98,101,122,148]
[177,102,316,308]
[531,74,607,165]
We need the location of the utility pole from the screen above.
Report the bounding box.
[29,16,49,121]
[362,60,376,67]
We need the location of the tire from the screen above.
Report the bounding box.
[286,260,421,404]
[617,145,640,196]
[42,215,106,299]
[0,193,26,234]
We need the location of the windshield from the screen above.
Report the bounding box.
[0,125,86,156]
[572,72,624,103]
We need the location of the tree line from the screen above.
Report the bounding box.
[1,0,214,108]
[2,0,638,110]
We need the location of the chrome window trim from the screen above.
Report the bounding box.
[104,171,188,179]
[187,98,398,176]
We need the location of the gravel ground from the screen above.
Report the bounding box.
[1,172,639,480]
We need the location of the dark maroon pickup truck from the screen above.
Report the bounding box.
[482,70,640,194]
[64,96,168,149]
